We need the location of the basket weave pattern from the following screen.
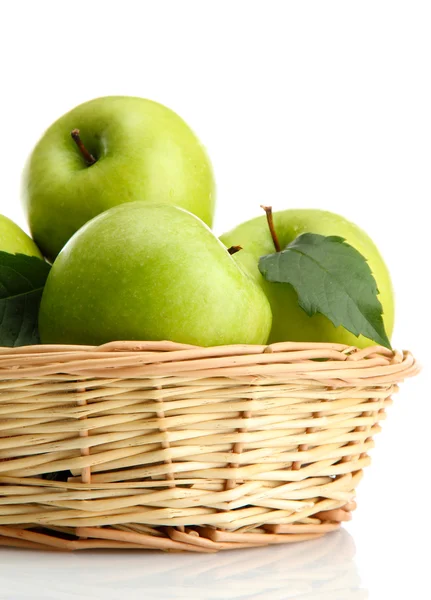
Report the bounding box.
[0,341,417,552]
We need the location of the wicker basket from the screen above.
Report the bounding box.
[0,341,418,552]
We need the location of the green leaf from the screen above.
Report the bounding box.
[0,251,51,347]
[258,233,391,348]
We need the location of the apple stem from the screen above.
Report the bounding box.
[261,205,281,252]
[227,245,243,255]
[71,129,97,166]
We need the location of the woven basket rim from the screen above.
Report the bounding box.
[0,341,419,386]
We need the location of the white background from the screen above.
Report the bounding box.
[0,1,429,598]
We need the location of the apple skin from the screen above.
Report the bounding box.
[39,203,272,347]
[23,96,216,261]
[220,209,394,348]
[0,214,42,258]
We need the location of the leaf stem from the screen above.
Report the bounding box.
[261,205,281,252]
[227,245,242,255]
[71,129,97,166]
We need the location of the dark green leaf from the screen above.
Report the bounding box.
[259,233,391,348]
[0,251,51,347]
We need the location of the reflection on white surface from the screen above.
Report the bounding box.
[0,529,366,600]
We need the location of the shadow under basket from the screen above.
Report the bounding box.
[0,341,418,553]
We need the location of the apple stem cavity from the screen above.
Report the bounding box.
[227,245,243,255]
[71,129,97,166]
[261,205,281,252]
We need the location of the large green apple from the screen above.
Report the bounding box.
[220,209,394,348]
[23,96,216,261]
[39,203,272,347]
[0,214,42,257]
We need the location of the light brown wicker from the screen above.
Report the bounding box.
[0,340,418,552]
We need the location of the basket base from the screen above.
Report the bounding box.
[0,503,354,552]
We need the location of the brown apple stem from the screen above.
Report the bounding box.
[260,205,281,252]
[227,245,243,255]
[71,129,97,166]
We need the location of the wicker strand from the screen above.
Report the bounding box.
[292,411,321,471]
[76,386,91,542]
[225,409,251,491]
[77,387,91,484]
[154,385,185,534]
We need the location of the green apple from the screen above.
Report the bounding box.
[23,96,216,261]
[39,203,272,347]
[220,209,394,348]
[0,214,42,258]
